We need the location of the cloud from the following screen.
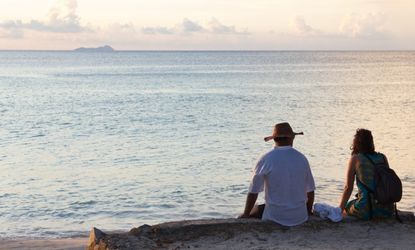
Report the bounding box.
[141,26,174,35]
[0,25,24,39]
[290,16,321,36]
[104,23,137,37]
[140,19,204,35]
[180,18,205,33]
[0,0,90,38]
[339,13,388,39]
[287,14,389,40]
[141,18,248,36]
[208,18,249,35]
[91,23,139,46]
[42,0,88,32]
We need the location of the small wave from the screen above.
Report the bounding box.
[30,134,45,138]
[401,175,415,182]
[200,212,224,217]
[69,200,97,209]
[52,71,258,78]
[70,200,97,206]
[51,211,77,218]
[0,193,15,198]
[214,184,246,194]
[113,210,147,217]
[157,204,176,209]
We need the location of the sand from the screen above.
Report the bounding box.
[0,237,88,250]
[2,212,414,250]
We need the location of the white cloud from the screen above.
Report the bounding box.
[289,16,321,36]
[140,19,204,35]
[288,13,389,41]
[42,0,87,32]
[0,25,24,39]
[339,13,388,38]
[208,18,249,35]
[141,26,174,35]
[141,18,248,36]
[104,23,137,37]
[0,0,90,37]
[180,18,205,33]
[89,23,139,47]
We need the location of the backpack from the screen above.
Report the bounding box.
[358,153,402,221]
[363,153,402,204]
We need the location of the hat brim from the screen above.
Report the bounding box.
[264,132,304,142]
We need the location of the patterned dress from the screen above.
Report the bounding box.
[345,153,394,220]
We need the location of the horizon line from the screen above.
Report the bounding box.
[0,49,415,52]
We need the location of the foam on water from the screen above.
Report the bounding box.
[0,51,414,238]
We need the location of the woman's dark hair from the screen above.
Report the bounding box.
[351,128,375,155]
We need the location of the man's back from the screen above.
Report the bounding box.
[249,146,315,226]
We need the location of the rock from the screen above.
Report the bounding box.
[86,211,415,250]
[398,210,415,221]
[87,227,107,250]
[129,224,151,236]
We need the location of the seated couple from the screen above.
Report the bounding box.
[238,122,395,226]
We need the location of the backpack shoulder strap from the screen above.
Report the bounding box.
[364,153,389,168]
[380,153,390,168]
[363,153,377,166]
[355,172,374,220]
[358,154,376,193]
[356,175,374,193]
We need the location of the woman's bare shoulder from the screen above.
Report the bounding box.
[350,154,359,162]
[348,154,360,169]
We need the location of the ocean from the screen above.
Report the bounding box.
[0,51,414,238]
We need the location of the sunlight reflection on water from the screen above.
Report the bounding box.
[0,51,414,237]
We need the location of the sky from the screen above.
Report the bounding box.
[0,0,414,50]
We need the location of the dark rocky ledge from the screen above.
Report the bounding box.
[88,211,415,250]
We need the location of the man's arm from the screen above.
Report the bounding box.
[238,193,258,218]
[306,191,314,215]
[304,158,315,216]
[239,156,266,219]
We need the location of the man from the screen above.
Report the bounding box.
[238,122,315,226]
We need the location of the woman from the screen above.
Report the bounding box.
[339,129,394,219]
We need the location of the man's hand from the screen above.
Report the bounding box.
[240,193,258,219]
[306,191,314,215]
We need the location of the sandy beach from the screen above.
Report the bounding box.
[1,212,414,250]
[0,237,88,250]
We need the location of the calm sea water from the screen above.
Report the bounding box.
[0,51,414,238]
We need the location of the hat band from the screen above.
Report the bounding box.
[264,132,303,142]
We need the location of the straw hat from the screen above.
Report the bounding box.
[264,122,304,142]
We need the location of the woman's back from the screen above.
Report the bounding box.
[347,152,394,219]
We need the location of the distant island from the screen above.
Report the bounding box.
[73,45,115,52]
